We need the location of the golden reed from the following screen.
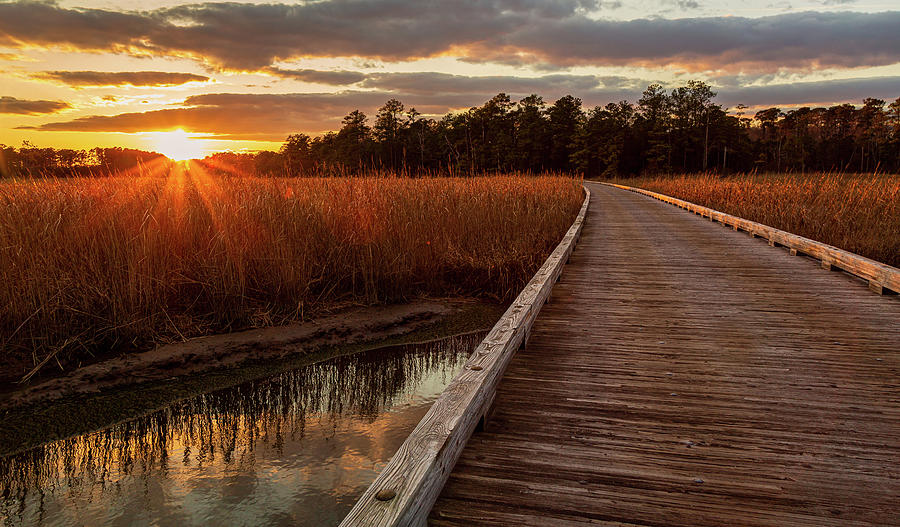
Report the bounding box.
[0,166,583,381]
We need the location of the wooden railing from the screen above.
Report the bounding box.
[340,186,590,527]
[605,183,900,295]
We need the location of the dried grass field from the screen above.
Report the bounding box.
[0,168,583,381]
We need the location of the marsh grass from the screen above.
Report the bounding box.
[0,167,583,381]
[626,172,900,268]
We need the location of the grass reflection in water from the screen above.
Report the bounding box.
[0,332,483,527]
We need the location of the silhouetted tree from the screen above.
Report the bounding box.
[335,110,374,170]
[637,83,671,173]
[374,99,406,170]
[281,133,311,175]
[513,94,550,172]
[547,95,584,171]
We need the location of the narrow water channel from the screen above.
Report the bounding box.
[0,333,484,527]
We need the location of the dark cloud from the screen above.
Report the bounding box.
[0,2,157,54]
[35,71,210,87]
[17,91,472,140]
[657,0,702,10]
[266,68,367,86]
[264,69,635,96]
[0,1,897,72]
[147,0,549,68]
[476,11,900,71]
[0,96,70,115]
[359,72,608,96]
[716,76,900,108]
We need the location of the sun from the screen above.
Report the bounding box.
[146,129,208,161]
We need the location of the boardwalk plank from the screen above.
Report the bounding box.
[430,182,900,526]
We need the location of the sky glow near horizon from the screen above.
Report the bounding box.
[1,0,899,156]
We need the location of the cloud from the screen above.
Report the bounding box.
[264,69,637,97]
[0,2,158,54]
[0,1,898,72]
[658,0,702,10]
[0,96,70,115]
[472,11,900,72]
[716,76,900,108]
[17,92,437,140]
[34,71,210,87]
[359,72,608,96]
[266,67,367,86]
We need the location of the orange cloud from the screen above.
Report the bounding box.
[0,96,70,115]
[34,71,210,87]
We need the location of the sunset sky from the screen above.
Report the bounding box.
[1,0,899,156]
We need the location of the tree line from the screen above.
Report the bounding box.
[203,82,900,177]
[0,145,168,178]
[4,81,900,178]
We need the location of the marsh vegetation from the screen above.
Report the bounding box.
[0,172,581,382]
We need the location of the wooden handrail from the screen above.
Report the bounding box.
[340,186,590,527]
[604,183,900,295]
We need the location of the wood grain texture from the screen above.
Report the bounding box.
[431,182,900,527]
[339,187,590,527]
[605,183,900,294]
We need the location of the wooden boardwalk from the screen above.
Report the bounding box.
[429,182,900,526]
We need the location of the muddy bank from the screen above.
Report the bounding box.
[0,298,503,457]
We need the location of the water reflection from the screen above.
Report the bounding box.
[0,333,482,527]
